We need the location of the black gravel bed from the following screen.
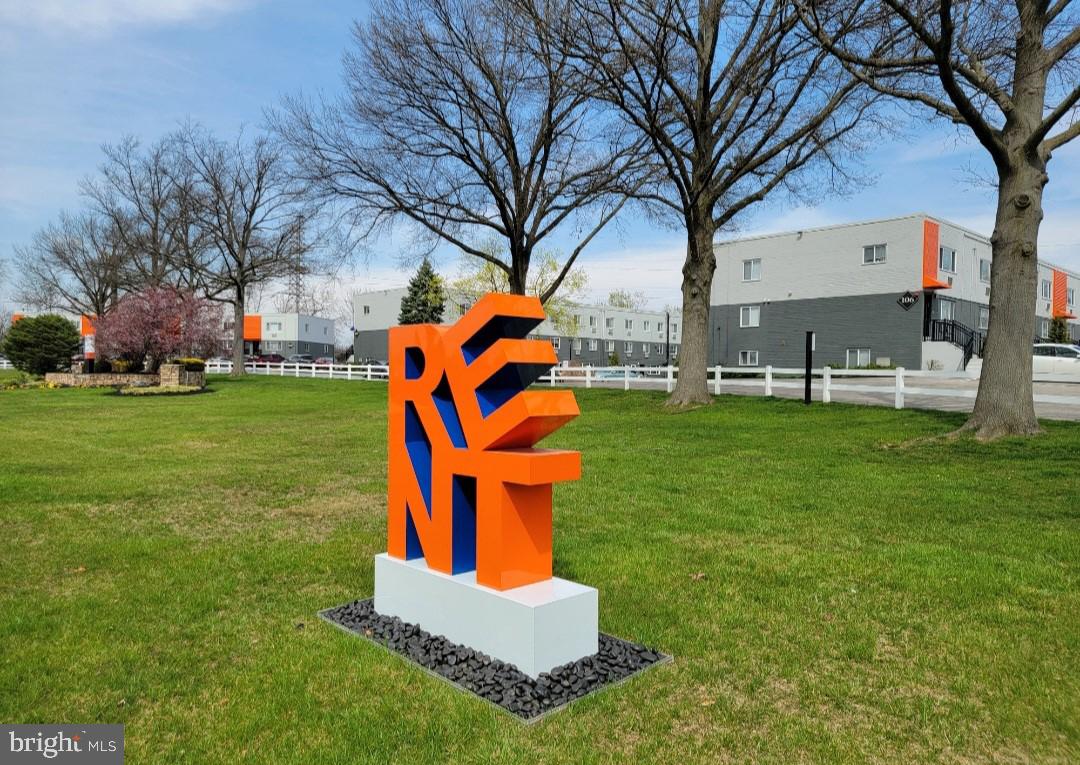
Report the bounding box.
[319,598,669,721]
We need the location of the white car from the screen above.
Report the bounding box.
[1033,343,1080,376]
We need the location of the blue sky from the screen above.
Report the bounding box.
[2,0,1078,313]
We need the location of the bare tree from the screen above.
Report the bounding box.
[14,212,126,318]
[171,125,317,375]
[798,1,1080,439]
[567,0,877,406]
[82,136,206,292]
[272,0,648,302]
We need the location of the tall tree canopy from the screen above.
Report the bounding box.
[274,0,648,302]
[565,0,877,406]
[798,0,1080,438]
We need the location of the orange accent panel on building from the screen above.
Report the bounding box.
[243,314,262,342]
[1052,269,1076,319]
[922,219,950,290]
[80,315,95,337]
[11,313,24,324]
[386,293,581,591]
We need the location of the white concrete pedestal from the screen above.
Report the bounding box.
[373,553,598,678]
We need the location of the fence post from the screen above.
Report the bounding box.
[822,366,831,404]
[765,365,773,396]
[666,365,673,393]
[713,365,722,395]
[550,366,556,387]
[347,365,353,381]
[585,366,592,389]
[894,367,905,409]
[328,364,334,380]
[366,365,372,381]
[624,366,630,391]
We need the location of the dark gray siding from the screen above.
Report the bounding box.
[354,330,389,362]
[710,292,924,369]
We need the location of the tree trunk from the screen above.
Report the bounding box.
[666,217,716,407]
[960,161,1045,438]
[230,285,246,377]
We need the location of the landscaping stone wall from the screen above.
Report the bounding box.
[159,365,205,388]
[45,372,158,388]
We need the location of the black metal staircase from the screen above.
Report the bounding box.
[925,319,986,369]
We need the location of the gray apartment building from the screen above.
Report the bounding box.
[352,288,682,367]
[711,214,1079,371]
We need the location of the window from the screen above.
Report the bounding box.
[605,317,614,335]
[573,338,582,352]
[742,258,761,282]
[671,322,678,334]
[655,344,663,354]
[672,345,678,358]
[846,348,871,368]
[266,321,283,332]
[739,350,759,366]
[1041,279,1052,300]
[1034,345,1054,356]
[939,246,956,273]
[624,341,633,354]
[979,307,989,330]
[363,305,371,315]
[304,323,310,333]
[323,327,328,335]
[606,340,615,352]
[551,337,560,350]
[980,259,992,283]
[739,305,760,328]
[1057,346,1079,359]
[625,319,633,332]
[937,298,955,321]
[588,315,596,327]
[862,244,886,264]
[1040,319,1050,337]
[1069,288,1075,306]
[643,320,650,332]
[588,339,598,351]
[643,344,650,357]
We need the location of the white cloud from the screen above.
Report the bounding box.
[0,0,253,33]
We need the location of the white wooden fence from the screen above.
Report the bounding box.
[203,360,1080,411]
[0,359,13,370]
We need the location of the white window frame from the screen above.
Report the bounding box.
[363,305,371,315]
[573,338,582,352]
[672,345,679,358]
[978,306,989,330]
[742,258,761,282]
[739,305,760,328]
[979,259,991,283]
[625,319,633,331]
[1041,279,1052,300]
[1040,319,1050,337]
[846,348,871,368]
[671,322,678,334]
[589,315,596,327]
[624,341,633,354]
[655,344,663,354]
[738,350,759,366]
[643,344,650,357]
[643,320,650,332]
[551,337,560,350]
[606,340,614,352]
[862,244,886,265]
[1068,287,1075,307]
[588,339,598,351]
[938,246,956,273]
[937,298,955,321]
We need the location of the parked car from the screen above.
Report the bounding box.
[255,353,286,364]
[287,354,314,364]
[1033,343,1080,376]
[593,369,642,379]
[313,357,335,365]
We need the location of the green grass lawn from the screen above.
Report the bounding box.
[1,375,1077,764]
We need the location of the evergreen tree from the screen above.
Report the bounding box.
[1,314,80,374]
[398,258,446,325]
[1048,317,1070,344]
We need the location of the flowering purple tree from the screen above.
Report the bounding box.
[94,287,221,372]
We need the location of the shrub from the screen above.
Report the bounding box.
[117,385,203,396]
[94,288,221,372]
[109,359,131,373]
[0,315,80,375]
[169,357,206,372]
